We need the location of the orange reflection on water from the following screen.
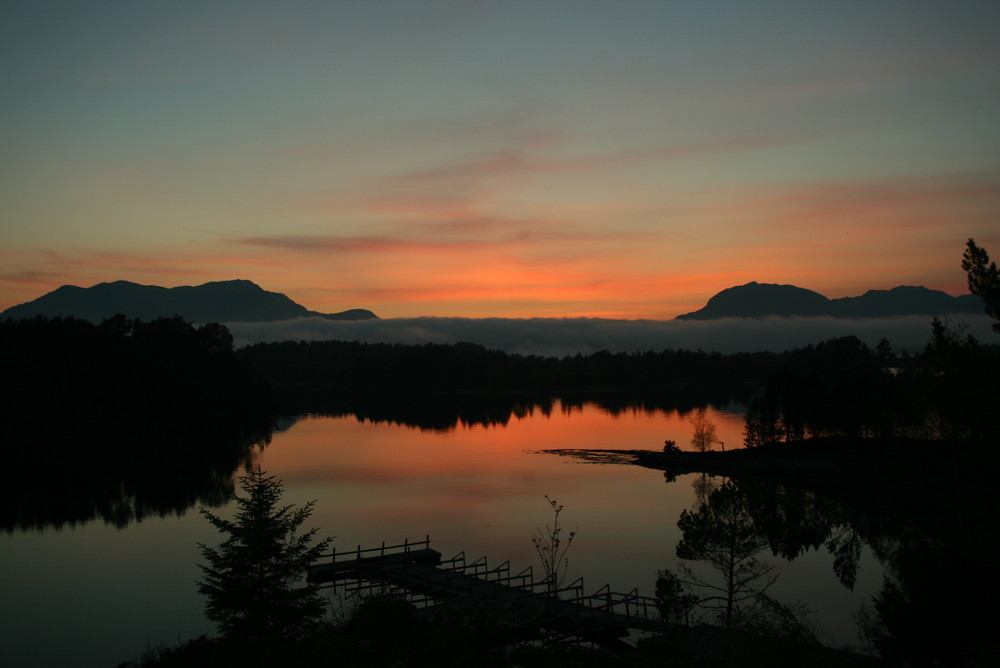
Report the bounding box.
[246,401,878,649]
[261,401,748,480]
[255,401,746,566]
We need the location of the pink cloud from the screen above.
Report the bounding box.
[291,131,821,227]
[0,269,65,286]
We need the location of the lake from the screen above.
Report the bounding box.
[1,400,882,667]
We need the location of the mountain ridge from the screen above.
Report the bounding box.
[676,282,983,320]
[0,279,378,323]
[4,279,984,324]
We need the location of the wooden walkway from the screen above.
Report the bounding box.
[307,537,674,647]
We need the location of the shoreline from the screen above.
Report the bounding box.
[539,436,984,514]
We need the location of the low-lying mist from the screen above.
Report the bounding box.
[228,314,996,356]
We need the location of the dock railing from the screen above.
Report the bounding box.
[311,536,668,633]
[576,583,661,623]
[319,535,432,564]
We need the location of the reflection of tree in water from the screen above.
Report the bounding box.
[858,537,1000,667]
[282,394,747,434]
[677,482,777,630]
[1,315,276,532]
[825,526,864,591]
[3,427,272,532]
[737,480,863,591]
[739,471,1000,662]
[853,485,1000,667]
[657,476,891,645]
[660,481,800,635]
[691,472,720,507]
[664,475,865,591]
[659,470,1000,662]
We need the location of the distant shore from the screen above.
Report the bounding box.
[541,436,983,511]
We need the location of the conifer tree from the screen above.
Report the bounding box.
[197,470,332,640]
[962,238,1000,333]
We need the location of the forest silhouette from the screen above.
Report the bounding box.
[6,297,998,532]
[6,239,1000,666]
[650,472,998,666]
[2,314,274,531]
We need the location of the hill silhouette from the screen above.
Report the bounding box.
[1,279,378,323]
[676,282,984,320]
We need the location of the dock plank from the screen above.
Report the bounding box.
[307,539,673,646]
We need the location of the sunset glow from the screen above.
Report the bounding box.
[2,1,998,318]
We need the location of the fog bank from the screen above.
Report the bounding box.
[228,314,996,356]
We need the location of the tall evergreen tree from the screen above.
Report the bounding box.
[197,470,332,640]
[962,238,1000,333]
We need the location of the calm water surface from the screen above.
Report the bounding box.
[1,401,880,667]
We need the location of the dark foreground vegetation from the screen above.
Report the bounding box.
[0,308,788,531]
[3,313,273,442]
[576,314,1000,665]
[14,239,1000,666]
[741,323,1000,445]
[121,471,877,668]
[637,443,1000,667]
[1,314,274,531]
[538,237,1000,667]
[122,612,876,668]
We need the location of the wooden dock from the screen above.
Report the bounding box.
[307,537,674,647]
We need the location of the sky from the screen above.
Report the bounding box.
[2,0,999,319]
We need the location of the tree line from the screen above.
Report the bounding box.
[743,238,1000,446]
[3,313,273,444]
[1,314,274,531]
[742,329,1000,445]
[239,338,781,403]
[654,471,999,665]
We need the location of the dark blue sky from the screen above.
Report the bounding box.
[3,1,998,317]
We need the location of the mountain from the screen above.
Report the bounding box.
[830,286,982,318]
[676,283,831,319]
[676,282,984,320]
[0,280,378,323]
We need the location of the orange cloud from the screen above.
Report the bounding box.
[4,162,994,319]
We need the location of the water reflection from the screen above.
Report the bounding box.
[650,463,1000,664]
[662,480,791,636]
[659,478,861,631]
[2,426,271,533]
[283,391,750,433]
[5,396,746,533]
[2,404,867,668]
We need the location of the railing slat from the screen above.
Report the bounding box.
[314,537,669,642]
